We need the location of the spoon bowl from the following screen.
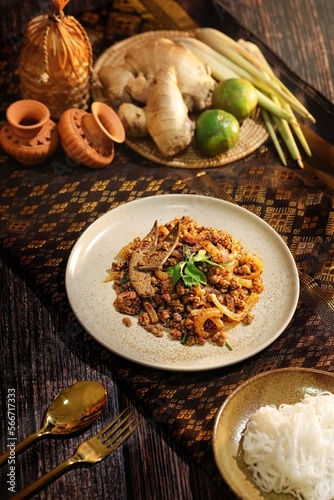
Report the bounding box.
[42,380,107,435]
[0,380,107,466]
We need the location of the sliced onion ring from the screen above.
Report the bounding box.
[210,293,258,321]
[193,307,224,338]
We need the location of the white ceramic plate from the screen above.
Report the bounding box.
[65,194,299,371]
[213,368,334,499]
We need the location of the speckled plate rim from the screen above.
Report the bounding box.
[65,194,299,372]
[213,367,334,499]
[92,30,269,168]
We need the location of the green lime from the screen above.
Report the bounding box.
[195,109,240,156]
[212,78,258,122]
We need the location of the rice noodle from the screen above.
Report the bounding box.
[242,392,334,500]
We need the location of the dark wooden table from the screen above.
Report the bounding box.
[0,1,333,499]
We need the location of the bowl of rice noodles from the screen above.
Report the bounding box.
[213,367,334,500]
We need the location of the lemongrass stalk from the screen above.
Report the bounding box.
[261,108,287,166]
[198,29,301,103]
[179,38,293,122]
[273,115,304,168]
[245,42,312,156]
[271,112,303,167]
[265,87,303,166]
[198,29,289,95]
[197,27,315,123]
[180,38,237,79]
[183,36,283,98]
[243,40,312,117]
[197,29,292,93]
[237,38,316,124]
[268,91,304,166]
[242,39,313,157]
[281,102,312,157]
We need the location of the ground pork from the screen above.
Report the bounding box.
[108,216,264,347]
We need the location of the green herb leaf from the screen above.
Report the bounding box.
[193,249,228,269]
[167,261,186,286]
[192,249,207,262]
[183,260,207,286]
[167,246,229,287]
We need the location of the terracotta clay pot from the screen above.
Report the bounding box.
[58,101,126,169]
[0,99,59,164]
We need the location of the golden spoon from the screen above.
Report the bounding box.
[0,380,107,467]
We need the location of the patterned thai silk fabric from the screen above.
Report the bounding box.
[0,0,333,491]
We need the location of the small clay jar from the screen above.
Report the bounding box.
[0,99,59,164]
[58,101,126,169]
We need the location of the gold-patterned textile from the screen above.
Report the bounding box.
[0,0,334,493]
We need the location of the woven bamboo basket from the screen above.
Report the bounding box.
[18,0,93,120]
[92,31,269,169]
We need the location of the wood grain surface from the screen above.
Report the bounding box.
[0,1,333,499]
[0,248,223,499]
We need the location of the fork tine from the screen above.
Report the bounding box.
[102,412,134,442]
[107,420,141,453]
[103,415,137,446]
[94,407,131,439]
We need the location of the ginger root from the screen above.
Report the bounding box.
[145,65,194,157]
[98,64,134,108]
[99,36,213,157]
[126,75,154,104]
[125,38,215,112]
[117,66,194,156]
[118,103,148,138]
[99,37,215,112]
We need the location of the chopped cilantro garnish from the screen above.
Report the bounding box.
[167,246,229,287]
[225,341,233,351]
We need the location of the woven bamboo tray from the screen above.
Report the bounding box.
[92,30,269,169]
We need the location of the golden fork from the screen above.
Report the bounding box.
[13,408,141,500]
[184,171,236,204]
